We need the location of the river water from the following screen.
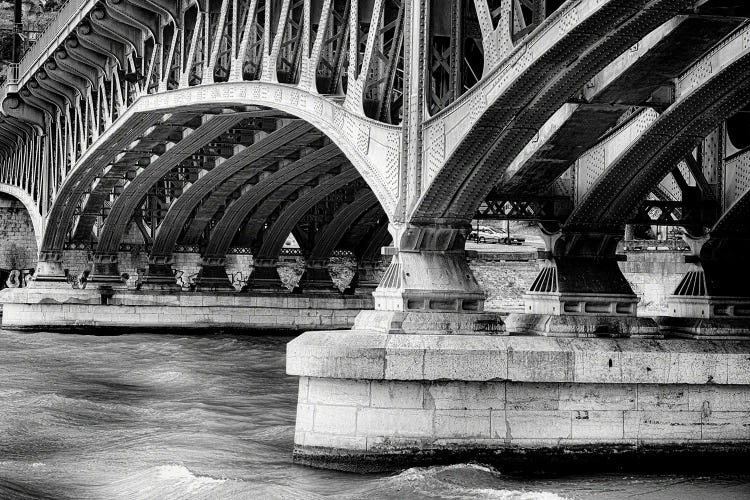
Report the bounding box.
[0,330,748,500]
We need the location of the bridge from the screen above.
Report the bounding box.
[1,0,750,471]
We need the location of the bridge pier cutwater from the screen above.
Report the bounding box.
[1,0,750,471]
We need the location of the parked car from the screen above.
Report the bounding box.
[469,226,506,244]
[469,226,527,245]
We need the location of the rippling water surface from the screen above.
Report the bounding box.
[0,330,748,499]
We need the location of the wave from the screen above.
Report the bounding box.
[371,463,571,500]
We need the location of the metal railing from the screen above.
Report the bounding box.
[1,0,96,98]
[6,63,19,85]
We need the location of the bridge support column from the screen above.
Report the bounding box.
[352,224,504,335]
[244,259,287,291]
[659,237,750,339]
[296,259,339,293]
[194,258,235,291]
[506,231,659,337]
[89,253,127,288]
[31,252,70,287]
[343,259,382,294]
[140,256,180,291]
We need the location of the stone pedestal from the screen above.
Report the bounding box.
[296,259,340,293]
[343,260,382,295]
[244,259,287,291]
[659,237,750,339]
[506,229,659,337]
[88,253,127,288]
[30,252,71,288]
[140,258,180,291]
[287,330,750,473]
[194,258,236,291]
[507,257,659,337]
[357,224,503,335]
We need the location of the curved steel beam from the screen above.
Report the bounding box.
[35,69,78,105]
[17,89,56,119]
[93,114,247,258]
[200,147,348,257]
[65,38,110,74]
[308,190,379,261]
[567,36,750,236]
[150,120,321,257]
[28,79,68,113]
[44,60,89,97]
[254,168,361,261]
[3,95,46,133]
[105,0,160,42]
[77,22,128,69]
[54,49,99,88]
[412,0,693,223]
[90,7,144,58]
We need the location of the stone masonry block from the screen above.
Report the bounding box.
[571,410,625,440]
[637,384,689,410]
[620,351,679,384]
[295,403,315,432]
[307,378,370,407]
[356,408,434,438]
[688,385,750,412]
[434,410,492,439]
[312,404,358,435]
[508,349,574,383]
[559,383,636,411]
[727,354,750,385]
[370,381,424,409]
[424,381,505,410]
[677,352,728,385]
[504,410,572,440]
[422,336,508,381]
[301,431,367,450]
[701,411,750,440]
[624,410,702,440]
[506,382,559,410]
[298,377,310,403]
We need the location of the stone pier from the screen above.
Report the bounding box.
[1,288,370,332]
[287,331,750,472]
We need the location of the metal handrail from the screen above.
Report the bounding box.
[7,64,19,85]
[0,0,97,103]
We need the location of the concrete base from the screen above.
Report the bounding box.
[505,313,661,338]
[354,310,505,335]
[287,330,750,472]
[657,316,750,340]
[0,288,372,332]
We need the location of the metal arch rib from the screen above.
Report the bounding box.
[307,191,379,261]
[93,114,248,255]
[198,144,347,256]
[253,168,361,261]
[149,120,321,257]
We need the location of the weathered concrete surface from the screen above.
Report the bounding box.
[505,312,661,338]
[287,330,750,471]
[0,288,371,331]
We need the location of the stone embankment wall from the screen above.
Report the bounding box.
[0,193,38,271]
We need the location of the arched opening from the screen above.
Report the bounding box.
[0,192,39,288]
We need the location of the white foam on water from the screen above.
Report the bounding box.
[381,463,571,500]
